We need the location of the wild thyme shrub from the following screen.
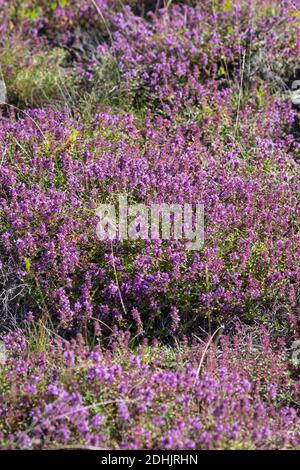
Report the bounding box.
[109,1,300,114]
[0,327,299,449]
[2,1,299,114]
[0,0,299,451]
[0,100,298,335]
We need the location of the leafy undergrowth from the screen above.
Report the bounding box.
[0,0,299,450]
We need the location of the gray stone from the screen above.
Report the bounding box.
[0,79,7,104]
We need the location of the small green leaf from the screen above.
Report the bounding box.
[25,258,31,272]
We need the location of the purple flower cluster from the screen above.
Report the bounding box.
[0,0,299,450]
[0,328,299,450]
[110,1,300,112]
[0,101,298,333]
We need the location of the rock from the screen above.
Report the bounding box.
[0,79,7,104]
[0,341,6,364]
[291,80,300,105]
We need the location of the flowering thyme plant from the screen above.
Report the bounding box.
[0,0,299,450]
